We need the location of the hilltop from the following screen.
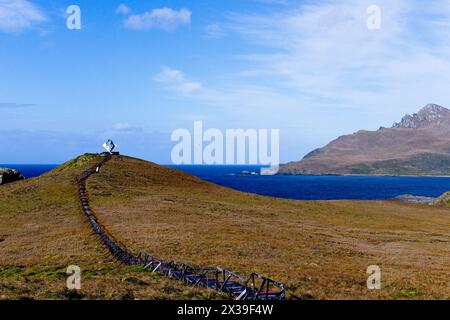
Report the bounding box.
[1,154,449,299]
[280,104,450,175]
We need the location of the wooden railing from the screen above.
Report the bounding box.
[76,154,286,300]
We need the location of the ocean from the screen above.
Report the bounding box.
[3,164,450,201]
[1,164,58,179]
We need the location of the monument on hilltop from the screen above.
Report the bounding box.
[102,139,120,155]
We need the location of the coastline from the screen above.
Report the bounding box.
[277,172,450,178]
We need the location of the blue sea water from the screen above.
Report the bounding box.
[171,165,450,200]
[0,164,58,179]
[4,164,450,201]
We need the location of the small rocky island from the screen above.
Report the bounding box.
[0,168,25,185]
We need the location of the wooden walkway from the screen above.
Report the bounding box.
[76,155,286,300]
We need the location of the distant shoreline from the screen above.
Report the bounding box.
[4,163,450,179]
[277,173,450,178]
[4,162,450,201]
[170,164,450,177]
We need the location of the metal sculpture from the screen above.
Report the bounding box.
[102,139,116,154]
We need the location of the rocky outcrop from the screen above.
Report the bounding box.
[392,104,449,129]
[392,194,436,205]
[0,168,25,185]
[430,191,450,206]
[279,104,450,176]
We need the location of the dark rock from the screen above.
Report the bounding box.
[235,170,259,176]
[0,168,25,185]
[122,277,149,286]
[59,289,84,300]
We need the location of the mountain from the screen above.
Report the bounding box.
[279,104,450,175]
[1,154,449,299]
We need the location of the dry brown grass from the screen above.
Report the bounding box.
[1,154,449,299]
[0,154,221,300]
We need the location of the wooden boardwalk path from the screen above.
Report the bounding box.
[76,155,286,300]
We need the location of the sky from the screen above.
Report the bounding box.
[1,0,450,164]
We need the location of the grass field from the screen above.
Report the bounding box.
[1,154,449,299]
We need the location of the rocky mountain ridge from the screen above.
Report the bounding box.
[392,104,450,129]
[279,104,450,175]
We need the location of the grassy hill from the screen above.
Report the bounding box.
[1,154,449,299]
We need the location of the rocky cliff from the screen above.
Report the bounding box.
[0,168,25,185]
[392,104,450,129]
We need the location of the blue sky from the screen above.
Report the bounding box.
[1,0,450,164]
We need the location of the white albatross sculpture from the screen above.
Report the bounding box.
[102,139,116,154]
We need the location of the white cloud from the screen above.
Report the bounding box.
[153,0,450,162]
[0,0,46,33]
[124,7,191,31]
[154,67,202,95]
[226,0,450,120]
[254,0,289,5]
[205,23,226,38]
[0,102,35,108]
[110,122,142,133]
[116,4,131,16]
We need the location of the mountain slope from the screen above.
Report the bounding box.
[1,154,449,299]
[280,104,450,175]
